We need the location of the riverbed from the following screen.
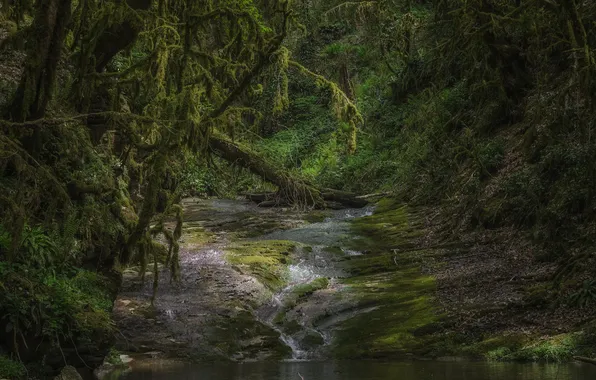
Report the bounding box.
[109,198,596,378]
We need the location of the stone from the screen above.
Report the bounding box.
[119,354,134,363]
[54,366,83,380]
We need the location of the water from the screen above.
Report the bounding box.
[258,206,374,246]
[252,207,373,360]
[116,360,596,380]
[257,247,339,359]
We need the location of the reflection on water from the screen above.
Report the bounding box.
[118,360,596,380]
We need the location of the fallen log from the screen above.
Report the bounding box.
[574,356,596,366]
[257,200,279,208]
[321,188,368,208]
[209,133,368,209]
[356,192,390,200]
[246,192,276,203]
[247,190,367,209]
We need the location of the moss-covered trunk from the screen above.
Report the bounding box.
[209,133,367,208]
[8,0,71,122]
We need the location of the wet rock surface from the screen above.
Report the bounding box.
[111,197,586,364]
[112,198,382,361]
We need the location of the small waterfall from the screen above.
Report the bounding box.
[251,207,372,360]
[257,249,332,360]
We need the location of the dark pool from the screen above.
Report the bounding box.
[115,360,596,380]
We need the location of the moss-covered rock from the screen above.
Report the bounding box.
[225,240,296,291]
[330,199,440,358]
[284,277,329,308]
[331,269,438,358]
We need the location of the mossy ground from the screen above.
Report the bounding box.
[336,198,596,361]
[182,225,215,246]
[225,240,297,291]
[332,269,438,358]
[329,200,440,358]
[273,277,330,324]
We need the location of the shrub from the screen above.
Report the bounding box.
[0,355,26,379]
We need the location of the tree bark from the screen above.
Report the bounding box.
[8,0,72,122]
[209,133,367,208]
[93,0,152,72]
[85,0,152,144]
[574,356,596,366]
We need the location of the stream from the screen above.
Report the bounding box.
[110,198,596,379]
[254,206,373,359]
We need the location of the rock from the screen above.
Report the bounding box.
[140,351,162,358]
[93,364,113,380]
[119,354,134,363]
[54,366,83,380]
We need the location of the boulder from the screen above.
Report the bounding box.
[54,366,83,380]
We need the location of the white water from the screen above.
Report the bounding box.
[253,207,372,359]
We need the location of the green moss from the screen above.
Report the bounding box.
[183,226,215,246]
[332,268,438,358]
[323,246,343,255]
[349,201,423,254]
[225,240,296,291]
[284,277,329,308]
[453,331,596,362]
[457,333,528,359]
[374,197,402,213]
[0,355,26,379]
[331,200,442,359]
[486,333,579,362]
[304,210,332,223]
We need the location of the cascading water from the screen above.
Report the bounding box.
[253,205,374,359]
[257,250,328,360]
[257,239,360,360]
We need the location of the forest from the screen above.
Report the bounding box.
[2,0,596,378]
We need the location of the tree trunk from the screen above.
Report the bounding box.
[208,133,367,208]
[574,356,596,366]
[8,0,72,122]
[86,0,152,144]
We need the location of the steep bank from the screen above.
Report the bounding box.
[344,199,596,360]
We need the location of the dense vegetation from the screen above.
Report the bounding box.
[1,0,596,376]
[257,0,596,306]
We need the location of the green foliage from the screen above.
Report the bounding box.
[0,263,114,347]
[20,225,58,268]
[0,355,26,379]
[179,161,217,197]
[105,348,123,365]
[486,334,578,363]
[569,280,596,308]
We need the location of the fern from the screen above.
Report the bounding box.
[569,280,596,308]
[20,225,58,269]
